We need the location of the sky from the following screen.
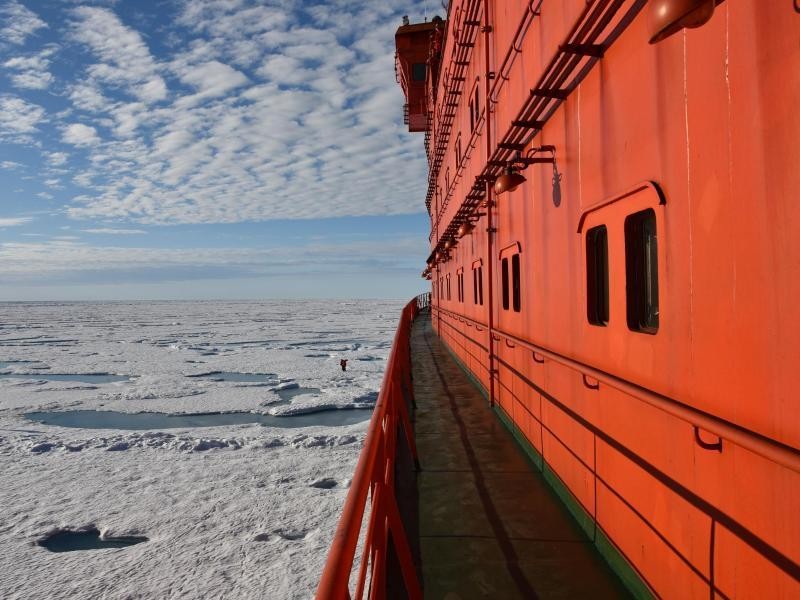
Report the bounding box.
[0,0,437,300]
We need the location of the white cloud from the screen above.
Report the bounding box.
[0,217,32,227]
[0,94,45,138]
[4,1,429,226]
[70,6,167,103]
[0,236,423,280]
[1,160,23,169]
[3,48,55,89]
[46,152,69,166]
[62,123,100,146]
[83,227,146,235]
[175,60,249,100]
[0,0,47,45]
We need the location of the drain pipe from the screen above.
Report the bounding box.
[483,0,496,408]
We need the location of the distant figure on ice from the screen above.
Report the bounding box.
[340,359,348,372]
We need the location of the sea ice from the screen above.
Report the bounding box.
[0,300,400,599]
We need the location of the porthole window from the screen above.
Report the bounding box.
[586,225,609,326]
[625,209,659,333]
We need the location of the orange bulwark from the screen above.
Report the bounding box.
[319,1,800,598]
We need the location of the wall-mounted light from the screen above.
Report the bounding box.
[494,166,527,195]
[648,0,715,44]
[493,145,557,196]
[457,221,475,238]
[443,239,455,250]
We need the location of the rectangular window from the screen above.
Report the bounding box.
[456,135,462,167]
[501,258,509,310]
[469,98,475,132]
[412,63,426,82]
[511,254,521,312]
[473,268,478,304]
[474,86,480,125]
[586,225,609,326]
[446,275,451,301]
[625,209,659,333]
[478,266,484,305]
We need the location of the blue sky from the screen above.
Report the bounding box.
[0,0,435,300]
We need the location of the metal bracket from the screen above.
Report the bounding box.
[694,427,723,452]
[582,374,600,390]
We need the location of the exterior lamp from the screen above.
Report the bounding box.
[457,221,475,238]
[494,166,527,195]
[443,239,454,250]
[648,0,715,44]
[493,145,557,196]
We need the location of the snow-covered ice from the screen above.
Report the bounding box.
[0,300,401,599]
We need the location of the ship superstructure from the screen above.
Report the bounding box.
[318,2,800,598]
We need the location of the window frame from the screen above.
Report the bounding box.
[501,258,509,310]
[586,225,609,326]
[624,208,659,334]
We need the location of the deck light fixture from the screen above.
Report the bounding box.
[648,0,715,44]
[493,146,557,196]
[494,166,527,196]
[444,239,455,250]
[457,221,475,238]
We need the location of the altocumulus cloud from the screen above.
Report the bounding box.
[0,0,429,225]
[62,123,100,146]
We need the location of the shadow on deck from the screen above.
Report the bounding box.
[409,314,630,599]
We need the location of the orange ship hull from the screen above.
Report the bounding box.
[401,0,800,596]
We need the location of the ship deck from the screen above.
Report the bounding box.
[409,313,630,598]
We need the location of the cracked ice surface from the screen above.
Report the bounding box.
[0,300,401,599]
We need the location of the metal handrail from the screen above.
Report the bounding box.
[432,305,800,474]
[317,296,426,600]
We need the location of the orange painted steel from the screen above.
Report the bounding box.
[432,305,800,593]
[433,305,800,475]
[316,296,426,600]
[408,1,800,594]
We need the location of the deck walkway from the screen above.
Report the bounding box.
[410,314,630,599]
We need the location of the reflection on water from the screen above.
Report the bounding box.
[38,529,148,552]
[1,373,131,383]
[25,408,371,430]
[186,371,276,382]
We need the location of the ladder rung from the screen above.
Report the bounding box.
[560,43,604,58]
[512,120,544,129]
[532,88,568,100]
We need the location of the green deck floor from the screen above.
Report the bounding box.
[410,315,631,599]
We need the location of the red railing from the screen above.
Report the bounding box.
[316,295,428,600]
